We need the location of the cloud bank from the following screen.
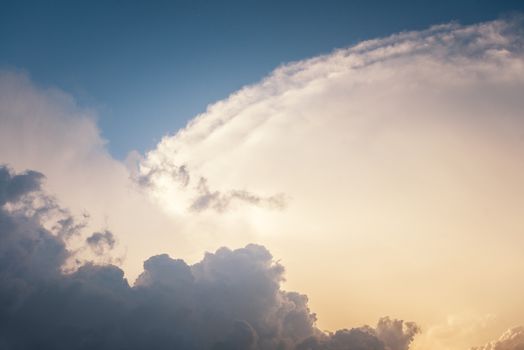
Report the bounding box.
[0,165,417,350]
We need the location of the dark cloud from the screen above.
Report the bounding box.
[296,327,384,350]
[86,230,116,255]
[54,216,87,240]
[190,177,286,213]
[0,165,417,349]
[0,166,44,206]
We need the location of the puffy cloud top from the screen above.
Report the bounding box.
[472,327,524,350]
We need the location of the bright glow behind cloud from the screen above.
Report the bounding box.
[140,18,524,348]
[1,17,523,350]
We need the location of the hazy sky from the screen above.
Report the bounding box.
[1,2,524,350]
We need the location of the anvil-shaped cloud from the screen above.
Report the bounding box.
[1,16,524,350]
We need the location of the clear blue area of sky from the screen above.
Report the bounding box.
[1,0,523,159]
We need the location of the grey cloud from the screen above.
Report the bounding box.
[136,152,286,214]
[0,165,417,350]
[0,166,44,206]
[295,318,419,350]
[213,320,258,350]
[135,253,194,288]
[54,216,87,240]
[375,317,420,350]
[137,160,287,213]
[86,230,116,255]
[296,327,384,350]
[190,177,286,213]
[137,162,190,188]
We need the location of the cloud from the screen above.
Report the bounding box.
[86,230,116,255]
[136,158,286,213]
[137,16,524,342]
[2,17,524,350]
[189,177,286,213]
[472,327,524,350]
[0,165,418,350]
[0,69,188,280]
[297,318,419,350]
[139,16,524,227]
[375,317,420,350]
[414,313,498,350]
[0,167,44,205]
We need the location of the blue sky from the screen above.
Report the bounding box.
[1,0,523,158]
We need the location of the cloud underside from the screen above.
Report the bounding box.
[0,166,418,350]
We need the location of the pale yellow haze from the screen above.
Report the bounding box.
[1,18,523,350]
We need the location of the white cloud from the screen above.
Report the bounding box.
[413,313,496,350]
[138,17,524,345]
[0,70,183,277]
[472,327,524,350]
[140,18,524,224]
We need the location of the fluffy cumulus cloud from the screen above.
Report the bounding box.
[472,327,524,350]
[0,166,417,350]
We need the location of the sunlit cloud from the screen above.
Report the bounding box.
[1,16,524,350]
[472,327,524,350]
[137,16,524,347]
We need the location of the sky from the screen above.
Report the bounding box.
[1,2,524,350]
[1,0,524,158]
